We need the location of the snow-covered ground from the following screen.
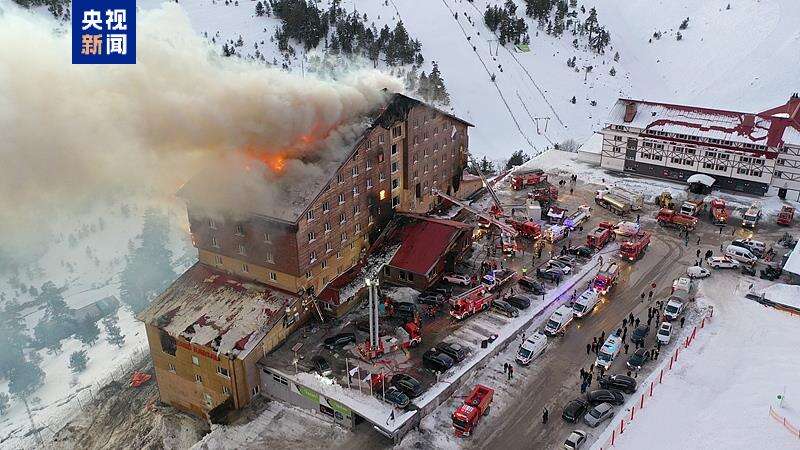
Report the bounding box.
[591,272,800,450]
[0,199,195,449]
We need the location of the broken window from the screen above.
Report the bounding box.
[160,331,177,356]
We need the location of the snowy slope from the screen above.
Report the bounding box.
[136,0,800,160]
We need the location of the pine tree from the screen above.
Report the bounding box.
[613,51,620,62]
[417,71,431,102]
[609,67,616,76]
[570,96,577,104]
[8,358,44,397]
[74,320,101,346]
[0,393,9,416]
[676,31,682,41]
[103,317,126,348]
[427,62,450,105]
[0,303,30,378]
[679,17,690,30]
[255,1,264,16]
[505,150,530,169]
[69,350,88,373]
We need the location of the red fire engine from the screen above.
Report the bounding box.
[449,285,494,320]
[777,205,795,226]
[656,208,698,231]
[619,231,651,261]
[586,221,615,249]
[452,384,494,437]
[593,261,620,294]
[511,170,548,190]
[709,199,729,225]
[505,218,542,239]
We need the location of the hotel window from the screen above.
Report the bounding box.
[168,363,176,372]
[340,213,347,224]
[391,161,398,173]
[392,196,400,207]
[321,260,328,269]
[208,218,216,229]
[355,223,362,233]
[211,236,219,248]
[265,252,274,264]
[326,242,333,253]
[306,270,313,279]
[217,366,230,378]
[379,172,387,181]
[424,148,429,157]
[377,152,385,163]
[392,179,400,189]
[413,136,419,145]
[379,134,385,144]
[392,125,402,138]
[353,149,359,159]
[353,185,360,196]
[424,131,429,140]
[366,178,373,189]
[366,159,372,170]
[242,263,249,273]
[269,272,277,281]
[308,231,316,243]
[365,140,371,149]
[252,386,260,395]
[391,144,398,155]
[324,222,332,233]
[352,166,359,177]
[310,251,317,263]
[237,243,246,255]
[413,119,419,128]
[337,173,344,183]
[614,135,622,142]
[192,356,200,366]
[338,193,345,204]
[214,255,223,265]
[322,201,330,213]
[306,210,315,221]
[195,374,202,383]
[341,232,347,243]
[264,232,271,243]
[336,251,342,260]
[353,204,360,215]
[223,386,231,395]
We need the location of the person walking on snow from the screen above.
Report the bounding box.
[542,408,549,424]
[680,316,686,328]
[624,343,629,354]
[586,343,591,355]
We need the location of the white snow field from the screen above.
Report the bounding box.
[591,272,800,450]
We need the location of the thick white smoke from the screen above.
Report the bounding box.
[0,2,402,260]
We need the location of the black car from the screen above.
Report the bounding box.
[417,292,445,306]
[436,342,468,362]
[546,259,572,273]
[382,386,410,409]
[518,276,546,295]
[422,349,455,373]
[323,332,356,350]
[760,266,782,281]
[626,348,648,370]
[505,295,532,310]
[491,299,520,318]
[391,373,424,398]
[630,324,650,345]
[555,255,578,266]
[568,245,595,258]
[586,389,625,406]
[598,374,637,394]
[395,302,418,321]
[311,355,332,376]
[562,398,589,423]
[537,267,564,283]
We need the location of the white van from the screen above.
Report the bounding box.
[572,289,600,318]
[724,244,757,265]
[515,332,548,365]
[543,305,574,336]
[595,335,622,370]
[546,225,568,243]
[663,298,685,321]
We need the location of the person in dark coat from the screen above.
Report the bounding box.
[640,292,645,302]
[680,316,686,328]
[580,381,588,393]
[586,343,591,355]
[600,331,605,343]
[635,317,641,327]
[624,343,629,354]
[508,365,514,380]
[648,290,654,300]
[629,312,635,324]
[696,249,701,258]
[542,408,549,424]
[623,318,628,328]
[503,362,509,375]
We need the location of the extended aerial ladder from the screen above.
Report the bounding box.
[468,156,505,216]
[432,189,518,237]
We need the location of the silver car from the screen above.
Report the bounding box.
[583,402,614,428]
[564,429,587,449]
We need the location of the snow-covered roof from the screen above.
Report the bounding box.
[606,97,800,152]
[137,263,297,359]
[686,174,716,186]
[783,241,800,276]
[578,132,603,155]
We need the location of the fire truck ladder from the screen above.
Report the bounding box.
[468,156,504,215]
[432,189,518,237]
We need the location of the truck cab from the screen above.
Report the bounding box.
[741,202,762,228]
[593,262,620,294]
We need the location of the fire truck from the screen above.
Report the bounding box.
[531,185,559,203]
[680,199,706,217]
[452,384,494,437]
[777,205,795,226]
[563,205,591,230]
[511,169,548,190]
[586,222,616,249]
[708,199,729,225]
[449,285,494,320]
[593,261,620,294]
[619,231,651,261]
[357,323,421,359]
[594,190,631,216]
[656,208,698,231]
[547,205,567,224]
[741,201,762,228]
[505,218,542,239]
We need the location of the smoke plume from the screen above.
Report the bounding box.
[0,2,402,260]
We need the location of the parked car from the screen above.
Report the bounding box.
[598,374,637,394]
[656,321,672,345]
[395,302,418,321]
[323,332,356,350]
[562,398,589,423]
[586,389,624,406]
[492,299,520,318]
[547,259,573,274]
[391,374,424,398]
[418,292,445,306]
[436,342,468,362]
[422,349,455,373]
[568,245,595,258]
[630,325,650,345]
[731,238,765,257]
[382,386,410,409]
[760,266,783,281]
[518,276,546,294]
[686,265,711,279]
[583,402,614,428]
[725,244,757,265]
[505,294,532,310]
[442,273,471,286]
[537,267,564,283]
[564,429,587,450]
[311,356,332,377]
[663,299,685,321]
[626,348,648,371]
[555,255,578,266]
[707,256,740,269]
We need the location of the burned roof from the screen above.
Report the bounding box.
[178,93,472,223]
[137,263,297,359]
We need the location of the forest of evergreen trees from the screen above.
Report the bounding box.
[523,0,611,53]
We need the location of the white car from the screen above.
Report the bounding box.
[686,265,710,279]
[707,256,740,269]
[564,429,587,450]
[656,322,672,345]
[442,274,471,286]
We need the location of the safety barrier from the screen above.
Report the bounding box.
[597,307,714,449]
[769,405,800,439]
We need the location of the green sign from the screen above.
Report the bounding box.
[297,385,319,403]
[326,398,351,417]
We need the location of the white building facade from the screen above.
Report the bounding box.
[599,96,800,199]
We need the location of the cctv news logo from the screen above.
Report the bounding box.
[72,0,136,64]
